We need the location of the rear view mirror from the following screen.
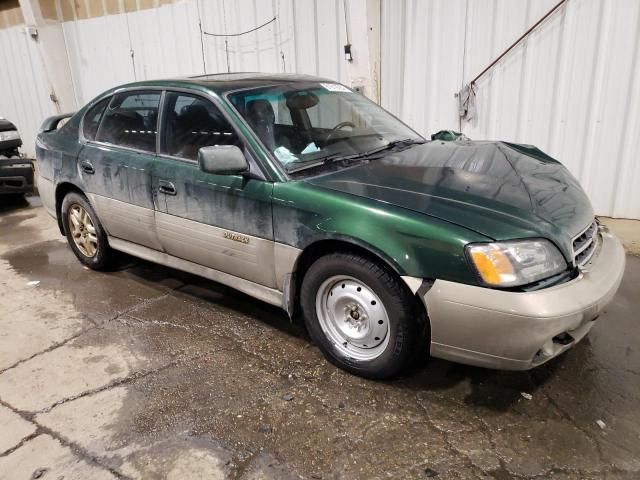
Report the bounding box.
[285,91,319,110]
[198,145,248,175]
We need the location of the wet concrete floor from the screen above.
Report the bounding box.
[0,196,639,479]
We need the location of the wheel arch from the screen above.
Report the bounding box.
[288,237,428,322]
[54,182,86,235]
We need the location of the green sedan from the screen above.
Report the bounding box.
[36,73,625,379]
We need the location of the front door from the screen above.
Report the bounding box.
[152,91,276,288]
[79,90,162,250]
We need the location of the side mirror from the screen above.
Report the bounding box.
[197,145,248,175]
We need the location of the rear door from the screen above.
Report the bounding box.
[152,90,277,287]
[79,90,163,250]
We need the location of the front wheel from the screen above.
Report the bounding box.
[301,252,425,379]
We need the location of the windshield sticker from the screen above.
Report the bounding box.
[320,83,352,93]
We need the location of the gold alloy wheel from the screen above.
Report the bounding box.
[68,204,98,258]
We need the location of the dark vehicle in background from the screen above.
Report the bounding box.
[0,117,34,198]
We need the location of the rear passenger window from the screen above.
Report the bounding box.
[82,97,110,141]
[96,91,160,152]
[161,92,240,160]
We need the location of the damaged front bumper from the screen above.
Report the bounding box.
[421,230,626,370]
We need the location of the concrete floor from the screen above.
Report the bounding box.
[0,196,639,480]
[600,218,640,257]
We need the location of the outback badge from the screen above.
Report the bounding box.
[223,231,250,244]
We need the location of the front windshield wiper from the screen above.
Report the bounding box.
[287,138,425,174]
[287,151,364,174]
[358,138,425,158]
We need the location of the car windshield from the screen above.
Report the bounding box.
[227,82,423,173]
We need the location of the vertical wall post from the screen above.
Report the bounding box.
[344,0,381,102]
[18,0,77,113]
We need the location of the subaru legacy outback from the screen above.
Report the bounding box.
[36,73,625,379]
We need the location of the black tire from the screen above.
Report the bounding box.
[61,191,113,270]
[300,252,425,379]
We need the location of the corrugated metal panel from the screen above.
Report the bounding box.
[0,26,57,157]
[4,0,638,218]
[62,0,349,105]
[381,0,467,135]
[62,14,134,104]
[381,0,640,219]
[126,1,204,80]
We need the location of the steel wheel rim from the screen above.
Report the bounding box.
[68,204,98,258]
[315,275,390,361]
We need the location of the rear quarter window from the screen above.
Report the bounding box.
[82,97,110,141]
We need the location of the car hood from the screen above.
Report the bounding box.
[0,118,18,132]
[306,140,594,260]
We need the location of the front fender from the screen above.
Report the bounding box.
[273,182,490,285]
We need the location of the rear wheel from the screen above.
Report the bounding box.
[61,192,113,270]
[301,252,424,379]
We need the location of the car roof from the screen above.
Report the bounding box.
[115,72,334,96]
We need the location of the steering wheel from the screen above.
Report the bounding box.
[325,121,356,144]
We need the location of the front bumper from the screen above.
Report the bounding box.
[422,230,626,370]
[0,138,22,152]
[0,160,34,195]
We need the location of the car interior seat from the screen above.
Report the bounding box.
[98,110,149,149]
[172,103,237,159]
[246,99,276,151]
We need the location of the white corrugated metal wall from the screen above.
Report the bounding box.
[381,0,640,219]
[0,25,57,156]
[62,0,349,106]
[1,0,350,157]
[2,0,638,218]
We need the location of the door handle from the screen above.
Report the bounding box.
[80,161,95,175]
[158,180,177,196]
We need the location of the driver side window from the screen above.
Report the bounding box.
[161,92,240,161]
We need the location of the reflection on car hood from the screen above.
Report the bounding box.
[306,140,594,259]
[0,118,18,132]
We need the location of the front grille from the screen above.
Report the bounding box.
[572,220,598,267]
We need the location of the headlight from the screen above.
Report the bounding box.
[0,130,20,142]
[466,239,567,287]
